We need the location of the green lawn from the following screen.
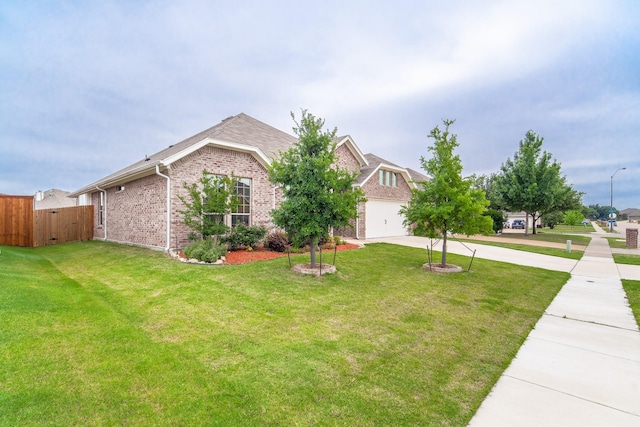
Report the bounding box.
[501,231,591,246]
[0,241,569,426]
[456,232,589,260]
[544,224,594,234]
[606,236,637,250]
[622,280,640,326]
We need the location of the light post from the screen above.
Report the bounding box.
[610,167,626,231]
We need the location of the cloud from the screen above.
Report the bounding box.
[1,0,639,209]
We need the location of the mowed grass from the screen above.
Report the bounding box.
[622,280,640,326]
[456,232,589,260]
[542,224,594,234]
[0,241,569,426]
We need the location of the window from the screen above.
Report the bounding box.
[232,178,251,226]
[378,169,399,187]
[201,174,251,227]
[98,192,104,225]
[203,174,227,227]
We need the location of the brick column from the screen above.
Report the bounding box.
[626,228,638,248]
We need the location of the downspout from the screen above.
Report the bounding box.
[155,165,171,252]
[96,186,107,241]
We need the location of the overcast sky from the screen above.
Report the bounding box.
[2,1,639,210]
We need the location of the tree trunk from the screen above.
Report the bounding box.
[441,232,447,267]
[309,237,318,268]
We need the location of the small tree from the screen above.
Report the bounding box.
[563,210,583,227]
[268,110,365,268]
[178,170,239,241]
[400,119,493,267]
[541,211,564,229]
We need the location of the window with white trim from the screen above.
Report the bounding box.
[378,169,398,187]
[98,192,104,225]
[232,178,251,226]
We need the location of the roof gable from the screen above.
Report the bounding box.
[69,113,297,196]
[357,153,423,189]
[335,135,368,167]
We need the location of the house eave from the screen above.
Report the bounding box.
[68,161,163,197]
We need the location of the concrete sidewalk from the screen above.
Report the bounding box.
[359,232,640,426]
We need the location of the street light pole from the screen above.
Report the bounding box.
[610,167,626,232]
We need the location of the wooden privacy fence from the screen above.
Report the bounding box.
[0,195,93,247]
[34,206,94,247]
[0,195,34,247]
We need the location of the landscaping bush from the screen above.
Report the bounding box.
[334,235,346,245]
[265,230,290,252]
[223,224,267,250]
[484,209,506,233]
[183,238,228,263]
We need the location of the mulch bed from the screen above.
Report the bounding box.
[224,243,361,265]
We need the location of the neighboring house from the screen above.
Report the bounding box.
[34,189,77,210]
[69,113,426,251]
[505,212,541,229]
[621,208,640,222]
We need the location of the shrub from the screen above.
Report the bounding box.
[542,211,564,229]
[183,239,228,263]
[484,209,506,233]
[266,230,290,252]
[223,224,267,250]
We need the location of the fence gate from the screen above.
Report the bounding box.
[0,195,34,247]
[33,206,93,247]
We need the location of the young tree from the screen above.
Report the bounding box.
[496,131,582,235]
[178,170,239,241]
[268,110,365,268]
[400,119,493,267]
[563,210,584,227]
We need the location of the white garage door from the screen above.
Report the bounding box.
[365,200,407,238]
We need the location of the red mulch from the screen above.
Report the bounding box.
[224,243,361,265]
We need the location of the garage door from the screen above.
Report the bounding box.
[365,200,407,238]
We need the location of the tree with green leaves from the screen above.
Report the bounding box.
[563,210,584,227]
[496,131,582,235]
[268,110,365,269]
[400,119,493,268]
[474,173,505,211]
[178,170,239,240]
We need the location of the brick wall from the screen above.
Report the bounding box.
[335,143,361,174]
[88,146,278,250]
[170,146,276,249]
[361,171,413,201]
[97,174,168,248]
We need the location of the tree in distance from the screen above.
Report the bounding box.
[496,131,582,235]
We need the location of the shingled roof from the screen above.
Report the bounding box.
[356,153,428,187]
[69,113,297,197]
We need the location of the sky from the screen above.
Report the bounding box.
[1,1,639,210]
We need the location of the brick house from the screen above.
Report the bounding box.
[69,113,427,251]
